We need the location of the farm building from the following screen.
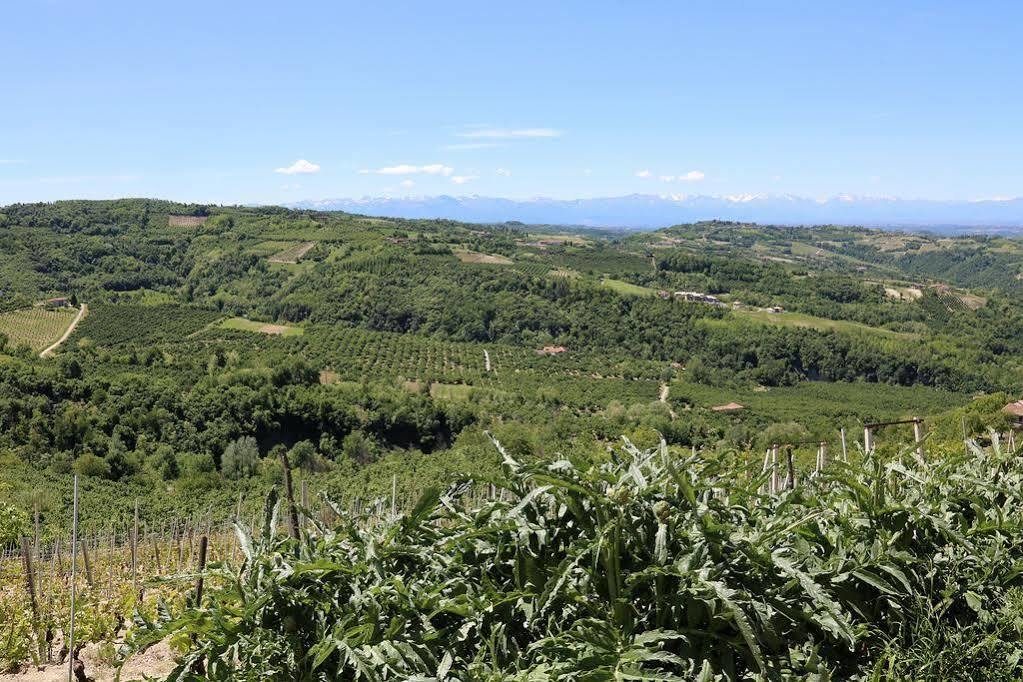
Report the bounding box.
[673,291,725,307]
[536,345,567,356]
[44,297,71,308]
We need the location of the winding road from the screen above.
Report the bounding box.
[40,303,87,358]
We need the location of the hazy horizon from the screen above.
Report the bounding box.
[2,2,1021,207]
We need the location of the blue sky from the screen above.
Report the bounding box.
[1,1,1021,205]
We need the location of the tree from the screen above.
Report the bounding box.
[289,440,324,472]
[222,436,260,479]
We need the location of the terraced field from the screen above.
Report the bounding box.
[0,306,78,352]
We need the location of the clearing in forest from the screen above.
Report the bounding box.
[0,306,79,353]
[455,250,513,265]
[167,214,208,227]
[219,317,304,336]
[601,278,657,297]
[268,241,317,264]
[728,308,915,339]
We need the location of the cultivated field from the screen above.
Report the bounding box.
[219,317,304,336]
[166,215,207,227]
[0,307,78,353]
[454,250,513,265]
[267,241,316,264]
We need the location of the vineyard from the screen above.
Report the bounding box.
[0,514,234,676]
[0,307,78,353]
[1,436,1013,679]
[267,241,317,264]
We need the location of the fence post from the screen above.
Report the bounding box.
[20,537,41,657]
[80,538,94,589]
[391,474,397,518]
[279,450,301,540]
[913,417,924,458]
[131,499,139,591]
[67,475,79,682]
[863,426,874,453]
[784,447,795,490]
[770,444,780,494]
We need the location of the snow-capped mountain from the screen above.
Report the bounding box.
[285,194,1023,232]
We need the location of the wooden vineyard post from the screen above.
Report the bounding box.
[191,536,209,677]
[20,537,41,656]
[391,474,397,518]
[80,538,94,589]
[840,428,848,462]
[68,475,79,682]
[784,447,795,490]
[863,426,874,453]
[962,414,969,455]
[153,532,162,575]
[33,507,43,608]
[108,530,115,596]
[194,536,208,606]
[913,417,925,458]
[770,444,780,494]
[761,449,771,494]
[279,449,301,540]
[301,479,309,532]
[131,499,139,591]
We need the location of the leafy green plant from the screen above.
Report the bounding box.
[122,435,1023,680]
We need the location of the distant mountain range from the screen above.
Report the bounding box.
[286,194,1023,233]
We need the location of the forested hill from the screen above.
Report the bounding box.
[0,198,1020,534]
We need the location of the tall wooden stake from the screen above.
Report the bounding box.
[840,428,848,462]
[131,499,139,591]
[913,417,924,458]
[20,537,40,655]
[68,475,79,682]
[279,450,301,540]
[80,539,94,588]
[391,474,397,518]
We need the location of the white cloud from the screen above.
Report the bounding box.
[359,163,454,176]
[495,168,511,177]
[456,128,561,139]
[443,142,505,150]
[658,171,705,182]
[451,175,478,184]
[400,179,415,187]
[0,159,24,165]
[659,175,675,182]
[274,159,320,175]
[635,169,651,178]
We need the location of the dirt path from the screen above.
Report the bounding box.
[40,304,87,358]
[659,383,678,419]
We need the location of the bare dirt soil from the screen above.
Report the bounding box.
[1,640,176,682]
